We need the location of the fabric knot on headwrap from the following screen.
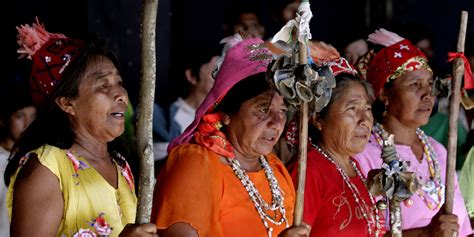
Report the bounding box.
[16,17,85,108]
[193,112,235,158]
[365,29,431,96]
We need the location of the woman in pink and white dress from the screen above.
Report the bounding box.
[354,28,473,236]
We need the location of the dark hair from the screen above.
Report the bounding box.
[4,36,125,186]
[215,72,273,115]
[224,2,263,37]
[172,44,221,99]
[309,73,375,141]
[0,86,35,141]
[372,80,395,123]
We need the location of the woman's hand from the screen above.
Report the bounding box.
[427,211,459,237]
[401,208,460,237]
[278,223,311,237]
[119,223,158,237]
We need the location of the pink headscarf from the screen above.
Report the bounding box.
[168,37,273,152]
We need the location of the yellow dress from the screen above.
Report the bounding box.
[7,145,137,237]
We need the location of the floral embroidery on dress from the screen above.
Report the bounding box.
[114,152,135,190]
[18,152,33,166]
[72,228,97,237]
[66,150,90,174]
[89,212,113,236]
[66,150,90,185]
[72,213,113,236]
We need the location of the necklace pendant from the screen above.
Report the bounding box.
[404,198,414,207]
[268,227,273,237]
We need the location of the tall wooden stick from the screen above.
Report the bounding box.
[445,11,468,214]
[293,0,310,225]
[294,98,308,225]
[136,0,159,224]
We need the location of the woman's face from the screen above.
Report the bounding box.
[65,56,129,143]
[223,89,287,159]
[384,69,434,128]
[318,82,373,156]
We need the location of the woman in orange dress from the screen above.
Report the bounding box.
[151,36,309,237]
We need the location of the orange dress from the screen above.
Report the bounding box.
[152,144,295,237]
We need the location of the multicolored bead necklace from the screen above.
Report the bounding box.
[372,123,444,210]
[227,156,289,237]
[312,144,383,236]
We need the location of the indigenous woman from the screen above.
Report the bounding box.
[355,28,473,236]
[287,58,386,236]
[5,19,156,236]
[151,36,309,237]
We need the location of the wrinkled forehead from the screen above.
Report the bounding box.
[85,56,118,74]
[396,68,433,83]
[247,89,287,108]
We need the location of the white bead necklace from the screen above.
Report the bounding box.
[373,123,444,210]
[312,144,382,236]
[227,156,289,237]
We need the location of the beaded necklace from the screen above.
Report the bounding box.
[227,156,289,237]
[311,144,383,236]
[372,123,444,210]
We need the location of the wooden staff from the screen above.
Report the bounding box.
[294,92,308,226]
[445,11,468,214]
[294,0,310,226]
[136,0,159,224]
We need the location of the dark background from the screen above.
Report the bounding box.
[1,0,474,107]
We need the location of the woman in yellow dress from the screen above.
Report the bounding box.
[5,19,156,237]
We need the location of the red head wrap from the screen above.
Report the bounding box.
[16,18,84,107]
[365,29,431,96]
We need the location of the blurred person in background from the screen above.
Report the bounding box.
[0,85,36,237]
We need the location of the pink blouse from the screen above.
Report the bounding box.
[355,134,473,236]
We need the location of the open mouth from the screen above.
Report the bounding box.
[418,102,434,112]
[111,112,125,118]
[261,133,279,143]
[417,108,432,113]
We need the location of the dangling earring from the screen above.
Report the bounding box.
[382,103,388,117]
[214,121,223,130]
[311,116,322,131]
[316,122,322,131]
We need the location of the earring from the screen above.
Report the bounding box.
[316,122,322,131]
[382,103,388,117]
[214,121,223,130]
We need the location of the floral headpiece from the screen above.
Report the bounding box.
[364,28,431,96]
[16,18,85,108]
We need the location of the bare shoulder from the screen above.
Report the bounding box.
[11,155,64,237]
[15,154,59,190]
